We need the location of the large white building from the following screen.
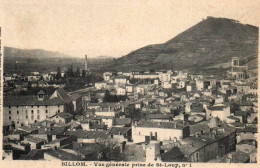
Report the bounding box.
[132,121,189,143]
[3,89,73,128]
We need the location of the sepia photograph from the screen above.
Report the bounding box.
[0,0,259,167]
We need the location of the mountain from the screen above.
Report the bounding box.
[3,47,113,73]
[108,17,258,75]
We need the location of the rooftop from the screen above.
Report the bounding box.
[135,121,184,129]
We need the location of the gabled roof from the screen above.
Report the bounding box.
[37,90,46,95]
[55,88,72,103]
[51,112,73,119]
[109,127,131,135]
[4,95,65,106]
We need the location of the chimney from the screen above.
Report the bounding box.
[227,153,233,163]
[173,123,177,128]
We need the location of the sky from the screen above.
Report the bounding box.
[1,0,260,58]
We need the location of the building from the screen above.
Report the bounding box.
[132,121,189,143]
[230,57,248,79]
[3,89,73,128]
[206,104,231,122]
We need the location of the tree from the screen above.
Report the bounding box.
[75,67,80,78]
[82,70,86,78]
[56,66,61,80]
[95,137,125,161]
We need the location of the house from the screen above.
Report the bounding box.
[41,136,77,149]
[126,84,134,93]
[94,81,107,90]
[109,127,132,143]
[113,118,132,127]
[132,121,189,143]
[3,89,72,127]
[179,136,218,162]
[114,75,128,84]
[146,114,174,122]
[50,112,73,124]
[206,104,231,122]
[65,130,109,143]
[116,87,126,96]
[22,135,46,149]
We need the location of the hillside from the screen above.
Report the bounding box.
[4,47,113,74]
[108,17,258,74]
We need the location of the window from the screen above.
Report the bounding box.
[31,106,33,108]
[9,116,11,120]
[31,115,34,119]
[26,116,28,119]
[37,115,40,120]
[37,110,40,114]
[39,95,43,98]
[58,105,60,108]
[194,152,199,162]
[58,110,60,113]
[16,106,19,108]
[37,105,40,108]
[46,110,48,113]
[17,111,19,114]
[9,111,11,114]
[31,110,34,113]
[45,105,48,108]
[26,110,28,115]
[9,106,11,109]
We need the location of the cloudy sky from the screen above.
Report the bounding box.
[1,0,259,58]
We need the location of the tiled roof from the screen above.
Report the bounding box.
[66,130,109,139]
[54,112,73,119]
[37,90,46,95]
[114,118,131,125]
[56,88,72,103]
[24,135,45,143]
[44,149,82,161]
[189,122,210,135]
[147,114,174,120]
[109,127,131,135]
[161,146,188,162]
[207,105,227,111]
[180,136,217,156]
[69,94,81,101]
[136,121,184,129]
[234,111,249,116]
[4,95,64,106]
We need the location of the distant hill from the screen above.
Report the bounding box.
[108,17,258,75]
[3,47,114,74]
